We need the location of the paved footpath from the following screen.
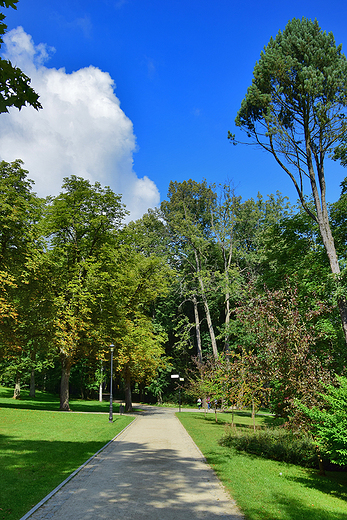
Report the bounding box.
[24,406,244,520]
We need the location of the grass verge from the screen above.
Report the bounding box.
[177,412,347,520]
[0,388,134,520]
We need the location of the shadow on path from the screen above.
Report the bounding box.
[27,411,242,520]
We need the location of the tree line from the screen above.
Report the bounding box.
[1,161,346,415]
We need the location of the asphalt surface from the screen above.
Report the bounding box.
[23,406,244,520]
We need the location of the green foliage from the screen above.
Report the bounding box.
[146,363,173,404]
[0,1,42,113]
[300,376,347,466]
[161,179,220,359]
[43,176,127,359]
[260,201,346,367]
[331,177,347,264]
[0,160,43,269]
[0,161,51,394]
[220,426,318,468]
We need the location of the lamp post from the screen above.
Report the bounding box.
[171,374,184,412]
[109,344,114,423]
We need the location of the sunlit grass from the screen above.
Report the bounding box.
[178,412,347,520]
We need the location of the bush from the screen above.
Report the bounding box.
[299,375,347,467]
[220,426,319,468]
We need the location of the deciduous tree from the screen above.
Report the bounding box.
[233,17,347,344]
[161,180,219,359]
[44,176,126,410]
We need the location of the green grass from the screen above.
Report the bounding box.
[0,386,124,413]
[178,412,347,520]
[0,387,134,520]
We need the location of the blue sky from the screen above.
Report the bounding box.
[1,0,347,219]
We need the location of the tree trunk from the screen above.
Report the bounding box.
[316,219,347,343]
[139,385,145,402]
[200,285,218,359]
[124,366,133,412]
[29,369,36,397]
[194,250,218,359]
[192,294,203,363]
[225,290,231,353]
[316,446,326,476]
[99,363,103,402]
[13,374,20,399]
[60,356,72,411]
[306,140,347,345]
[252,399,256,432]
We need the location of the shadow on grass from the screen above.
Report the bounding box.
[192,447,347,520]
[190,412,264,429]
[271,493,347,520]
[0,433,119,520]
[244,494,347,520]
[286,471,347,500]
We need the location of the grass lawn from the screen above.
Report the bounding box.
[0,386,124,413]
[0,387,134,520]
[178,411,347,520]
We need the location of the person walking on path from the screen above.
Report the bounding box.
[23,406,243,520]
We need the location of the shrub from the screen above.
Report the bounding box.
[220,426,319,468]
[299,375,347,467]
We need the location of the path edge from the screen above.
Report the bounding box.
[19,416,137,520]
[174,412,245,518]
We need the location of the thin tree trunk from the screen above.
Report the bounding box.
[29,350,36,397]
[192,294,203,363]
[193,249,218,359]
[13,374,20,399]
[139,385,145,402]
[200,284,218,359]
[225,291,231,353]
[60,356,72,411]
[29,369,35,397]
[124,366,132,412]
[316,219,347,343]
[99,363,103,402]
[252,399,256,432]
[306,136,347,345]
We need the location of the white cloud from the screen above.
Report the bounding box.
[0,27,160,221]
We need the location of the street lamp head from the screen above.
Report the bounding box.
[110,344,114,353]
